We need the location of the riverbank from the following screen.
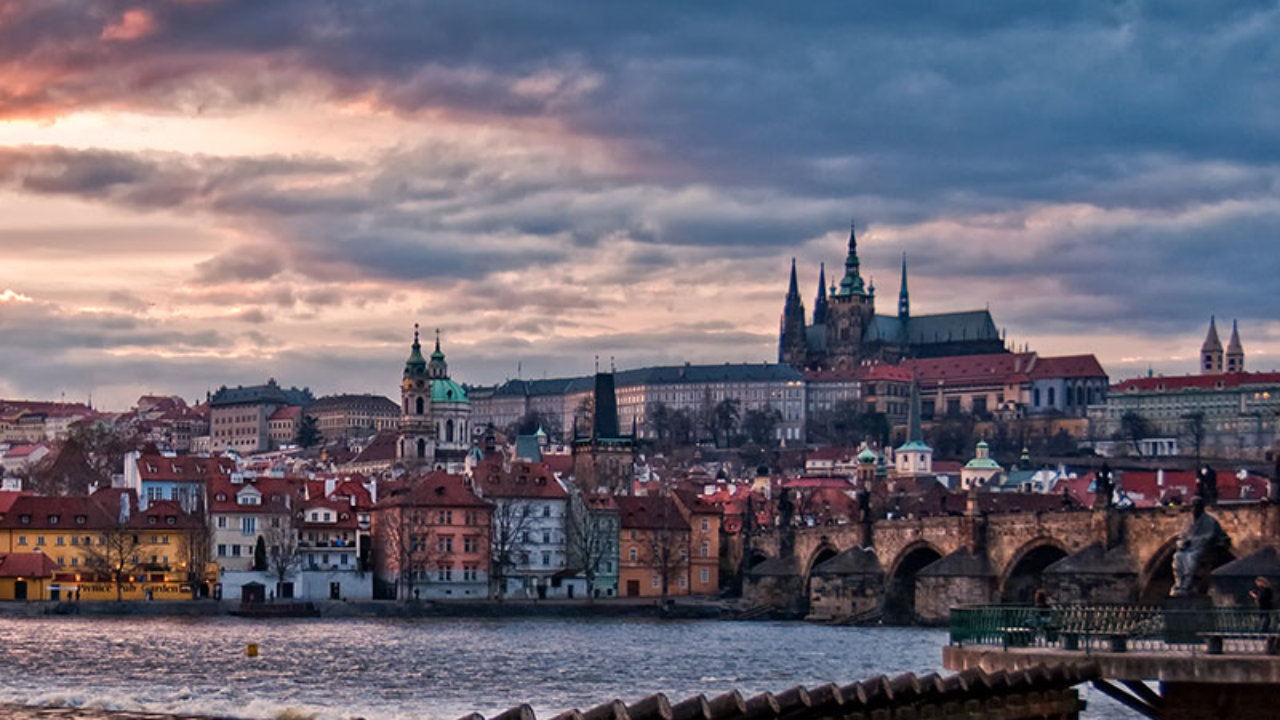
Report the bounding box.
[0,597,740,620]
[0,706,239,720]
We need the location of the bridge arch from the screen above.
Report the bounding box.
[802,540,841,609]
[998,537,1070,604]
[1138,537,1179,604]
[884,541,944,624]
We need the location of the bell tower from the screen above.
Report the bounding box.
[824,221,876,369]
[397,324,435,467]
[1200,316,1224,375]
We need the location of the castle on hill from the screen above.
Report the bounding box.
[779,223,1007,371]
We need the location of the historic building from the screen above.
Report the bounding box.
[571,372,637,495]
[396,327,472,471]
[207,380,313,454]
[779,224,1006,371]
[305,394,400,445]
[1093,319,1279,459]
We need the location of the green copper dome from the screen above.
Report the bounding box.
[857,446,878,464]
[432,378,468,403]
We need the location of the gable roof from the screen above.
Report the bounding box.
[0,552,57,578]
[473,458,566,500]
[1113,371,1280,393]
[615,495,690,532]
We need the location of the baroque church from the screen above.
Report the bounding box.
[398,325,472,472]
[779,223,1006,370]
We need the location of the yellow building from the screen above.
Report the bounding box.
[0,491,209,601]
[616,495,691,598]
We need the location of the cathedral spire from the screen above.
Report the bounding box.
[813,262,829,325]
[787,257,799,298]
[835,220,868,297]
[898,252,910,320]
[1201,316,1224,375]
[1226,319,1245,373]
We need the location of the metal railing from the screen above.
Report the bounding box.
[950,604,1280,655]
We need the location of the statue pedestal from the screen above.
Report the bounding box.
[1164,594,1213,644]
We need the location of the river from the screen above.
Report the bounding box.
[0,617,1136,720]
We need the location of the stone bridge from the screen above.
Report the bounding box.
[745,502,1280,623]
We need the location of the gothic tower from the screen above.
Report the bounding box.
[898,252,910,320]
[1226,319,1245,373]
[397,324,436,467]
[823,222,876,369]
[812,262,829,326]
[778,258,809,368]
[1201,316,1224,375]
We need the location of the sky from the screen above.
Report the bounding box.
[1,0,1279,410]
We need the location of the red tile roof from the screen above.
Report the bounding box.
[134,454,235,483]
[378,470,491,509]
[473,457,567,499]
[0,552,58,578]
[616,495,690,532]
[1113,371,1280,393]
[269,405,302,421]
[1028,354,1108,380]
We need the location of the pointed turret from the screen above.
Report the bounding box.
[813,262,829,325]
[898,252,910,320]
[778,258,808,368]
[428,328,448,379]
[895,380,933,476]
[835,221,869,297]
[1201,316,1224,375]
[1226,319,1245,373]
[404,323,427,380]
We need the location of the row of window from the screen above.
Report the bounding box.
[409,566,482,582]
[16,534,166,547]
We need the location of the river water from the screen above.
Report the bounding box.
[0,617,1135,720]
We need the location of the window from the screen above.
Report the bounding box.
[541,530,551,544]
[542,505,551,517]
[438,536,454,553]
[652,574,660,588]
[701,518,709,531]
[629,547,637,562]
[463,536,478,553]
[679,575,687,589]
[242,517,256,535]
[217,544,227,557]
[217,517,227,529]
[232,545,242,557]
[1048,387,1056,406]
[17,536,26,546]
[438,510,453,524]
[541,551,551,566]
[700,541,710,558]
[436,566,453,582]
[700,568,710,584]
[36,536,44,546]
[463,565,478,582]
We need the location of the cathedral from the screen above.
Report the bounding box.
[779,223,1006,371]
[398,325,472,472]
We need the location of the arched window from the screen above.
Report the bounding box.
[417,438,426,458]
[1033,389,1041,406]
[416,397,424,415]
[1048,387,1056,406]
[446,419,454,443]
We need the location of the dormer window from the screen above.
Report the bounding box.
[166,516,176,525]
[171,463,181,473]
[48,515,59,525]
[216,493,227,502]
[75,515,86,525]
[148,516,157,525]
[147,464,159,473]
[19,514,29,525]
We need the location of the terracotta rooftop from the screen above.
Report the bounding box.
[616,495,690,532]
[0,552,58,578]
[1113,371,1280,393]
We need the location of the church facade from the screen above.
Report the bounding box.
[779,224,1006,371]
[397,326,472,472]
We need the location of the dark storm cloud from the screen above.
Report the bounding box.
[2,0,1279,376]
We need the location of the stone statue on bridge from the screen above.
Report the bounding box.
[1171,497,1231,597]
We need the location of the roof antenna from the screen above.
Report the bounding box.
[610,356,616,373]
[594,355,600,373]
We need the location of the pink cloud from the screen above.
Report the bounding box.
[101,8,158,42]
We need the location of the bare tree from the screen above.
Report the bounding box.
[178,507,214,599]
[377,501,439,601]
[489,498,532,600]
[565,493,614,601]
[647,496,689,602]
[83,517,141,602]
[264,511,301,598]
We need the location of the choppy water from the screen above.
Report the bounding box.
[0,617,1134,720]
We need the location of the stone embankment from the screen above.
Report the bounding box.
[0,706,239,720]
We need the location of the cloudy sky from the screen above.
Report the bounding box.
[1,1,1278,409]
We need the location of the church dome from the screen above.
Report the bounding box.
[431,378,469,404]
